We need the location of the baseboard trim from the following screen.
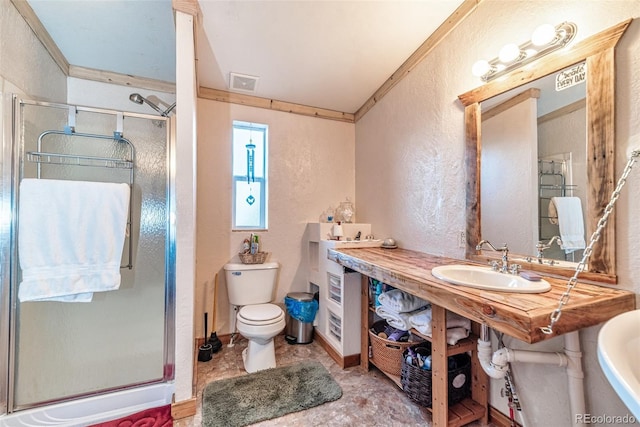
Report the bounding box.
[343,353,360,368]
[171,397,196,420]
[314,331,360,369]
[489,405,521,427]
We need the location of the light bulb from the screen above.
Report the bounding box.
[499,43,521,63]
[531,24,556,46]
[472,60,491,77]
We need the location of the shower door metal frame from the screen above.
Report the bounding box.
[4,95,176,413]
[0,93,13,417]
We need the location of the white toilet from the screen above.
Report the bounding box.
[224,261,285,373]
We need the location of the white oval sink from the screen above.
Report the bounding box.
[431,265,551,293]
[598,309,640,419]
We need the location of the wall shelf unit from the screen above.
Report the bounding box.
[306,222,374,368]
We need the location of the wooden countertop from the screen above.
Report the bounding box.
[328,247,636,343]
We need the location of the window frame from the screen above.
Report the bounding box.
[231,121,268,231]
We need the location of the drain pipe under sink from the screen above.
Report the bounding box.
[478,325,586,427]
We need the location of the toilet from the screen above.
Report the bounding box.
[224,261,285,373]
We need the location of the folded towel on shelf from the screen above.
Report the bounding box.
[408,307,471,334]
[18,179,130,302]
[549,197,586,253]
[375,305,415,331]
[378,289,429,313]
[420,327,470,346]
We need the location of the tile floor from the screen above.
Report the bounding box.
[175,335,495,427]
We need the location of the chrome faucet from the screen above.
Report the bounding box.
[476,240,517,274]
[535,236,562,264]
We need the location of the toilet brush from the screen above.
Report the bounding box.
[208,274,222,352]
[198,312,213,362]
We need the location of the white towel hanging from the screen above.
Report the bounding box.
[549,197,586,253]
[18,179,130,302]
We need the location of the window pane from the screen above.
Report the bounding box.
[234,180,262,228]
[232,127,249,176]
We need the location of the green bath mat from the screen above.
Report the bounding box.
[202,360,342,427]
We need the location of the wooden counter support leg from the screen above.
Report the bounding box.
[360,274,370,371]
[431,304,448,426]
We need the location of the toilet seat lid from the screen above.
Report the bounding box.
[238,304,283,324]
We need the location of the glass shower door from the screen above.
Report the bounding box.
[10,98,173,410]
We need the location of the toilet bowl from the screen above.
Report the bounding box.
[236,303,286,373]
[224,261,284,373]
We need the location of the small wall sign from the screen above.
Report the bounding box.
[555,63,587,91]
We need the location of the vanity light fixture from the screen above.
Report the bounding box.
[472,22,577,82]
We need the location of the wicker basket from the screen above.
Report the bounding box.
[368,320,414,377]
[400,342,471,408]
[238,251,268,264]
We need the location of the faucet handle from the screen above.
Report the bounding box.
[489,260,500,271]
[509,264,522,275]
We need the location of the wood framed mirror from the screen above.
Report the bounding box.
[458,19,631,284]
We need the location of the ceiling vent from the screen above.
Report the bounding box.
[229,72,259,93]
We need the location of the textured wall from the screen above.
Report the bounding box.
[355,0,640,425]
[0,1,66,100]
[196,100,355,336]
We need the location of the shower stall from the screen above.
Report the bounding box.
[0,95,175,425]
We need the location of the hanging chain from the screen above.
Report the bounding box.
[541,150,640,335]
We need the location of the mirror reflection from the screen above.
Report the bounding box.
[480,62,587,266]
[460,20,630,283]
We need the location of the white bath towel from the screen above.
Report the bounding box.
[408,307,471,335]
[18,179,130,302]
[420,327,470,346]
[375,306,416,331]
[549,197,586,253]
[378,289,429,313]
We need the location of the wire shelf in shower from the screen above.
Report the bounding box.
[26,151,133,169]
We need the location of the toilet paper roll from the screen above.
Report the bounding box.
[332,223,344,237]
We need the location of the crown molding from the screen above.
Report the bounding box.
[69,66,176,93]
[199,87,355,123]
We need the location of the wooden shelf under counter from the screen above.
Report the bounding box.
[367,333,486,427]
[367,305,477,356]
[365,292,488,427]
[368,356,486,427]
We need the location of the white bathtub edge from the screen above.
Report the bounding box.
[0,383,175,427]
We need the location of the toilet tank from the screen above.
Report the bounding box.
[224,261,279,306]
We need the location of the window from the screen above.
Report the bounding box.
[232,121,268,230]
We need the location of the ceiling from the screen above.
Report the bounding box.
[26,0,466,114]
